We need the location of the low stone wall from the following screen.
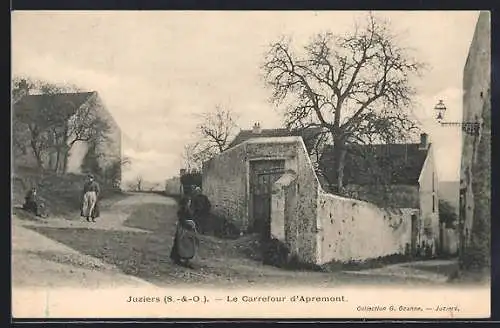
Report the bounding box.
[316,191,413,264]
[442,227,459,255]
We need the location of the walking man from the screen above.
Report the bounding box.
[81,174,101,222]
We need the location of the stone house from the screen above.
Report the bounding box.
[459,11,490,267]
[319,133,441,256]
[202,134,425,265]
[13,88,122,188]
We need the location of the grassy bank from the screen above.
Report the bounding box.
[12,165,128,218]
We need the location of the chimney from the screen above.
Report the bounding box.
[252,122,262,134]
[419,133,429,150]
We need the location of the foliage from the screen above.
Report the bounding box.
[80,142,104,178]
[439,199,457,228]
[262,12,426,192]
[102,157,130,189]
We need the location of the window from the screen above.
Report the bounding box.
[432,194,436,213]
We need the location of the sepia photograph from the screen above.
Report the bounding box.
[11,10,491,319]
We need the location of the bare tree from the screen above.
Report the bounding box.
[196,105,238,153]
[183,105,239,171]
[13,77,67,169]
[262,13,425,192]
[63,96,111,172]
[182,142,218,172]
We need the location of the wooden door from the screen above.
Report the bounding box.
[250,160,285,240]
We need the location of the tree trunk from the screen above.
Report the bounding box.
[55,151,60,173]
[337,147,346,192]
[30,140,44,169]
[61,127,70,174]
[62,145,70,174]
[29,127,45,169]
[332,136,346,193]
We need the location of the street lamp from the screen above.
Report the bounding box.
[434,100,447,123]
[434,99,480,136]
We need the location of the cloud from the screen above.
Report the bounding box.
[12,11,479,182]
[122,148,180,182]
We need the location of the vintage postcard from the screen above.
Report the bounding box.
[11,10,491,319]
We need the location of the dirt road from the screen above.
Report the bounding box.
[12,192,450,289]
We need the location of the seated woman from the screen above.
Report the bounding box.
[22,187,46,217]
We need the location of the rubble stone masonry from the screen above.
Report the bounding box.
[459,11,490,268]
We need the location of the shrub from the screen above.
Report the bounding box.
[439,199,458,228]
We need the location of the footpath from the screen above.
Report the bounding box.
[343,259,458,283]
[12,217,153,289]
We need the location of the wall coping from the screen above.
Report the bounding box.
[318,189,418,214]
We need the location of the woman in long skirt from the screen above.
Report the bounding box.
[81,174,101,222]
[170,197,199,267]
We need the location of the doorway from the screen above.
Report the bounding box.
[250,160,285,240]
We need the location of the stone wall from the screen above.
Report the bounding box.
[418,144,440,252]
[204,135,418,265]
[202,143,248,230]
[271,172,296,242]
[316,191,413,264]
[165,176,182,195]
[460,11,491,268]
[442,227,459,255]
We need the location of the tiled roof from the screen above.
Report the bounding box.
[13,92,95,122]
[228,127,323,152]
[320,143,430,186]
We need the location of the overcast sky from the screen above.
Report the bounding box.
[12,10,480,183]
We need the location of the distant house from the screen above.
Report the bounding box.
[319,133,440,255]
[13,86,122,188]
